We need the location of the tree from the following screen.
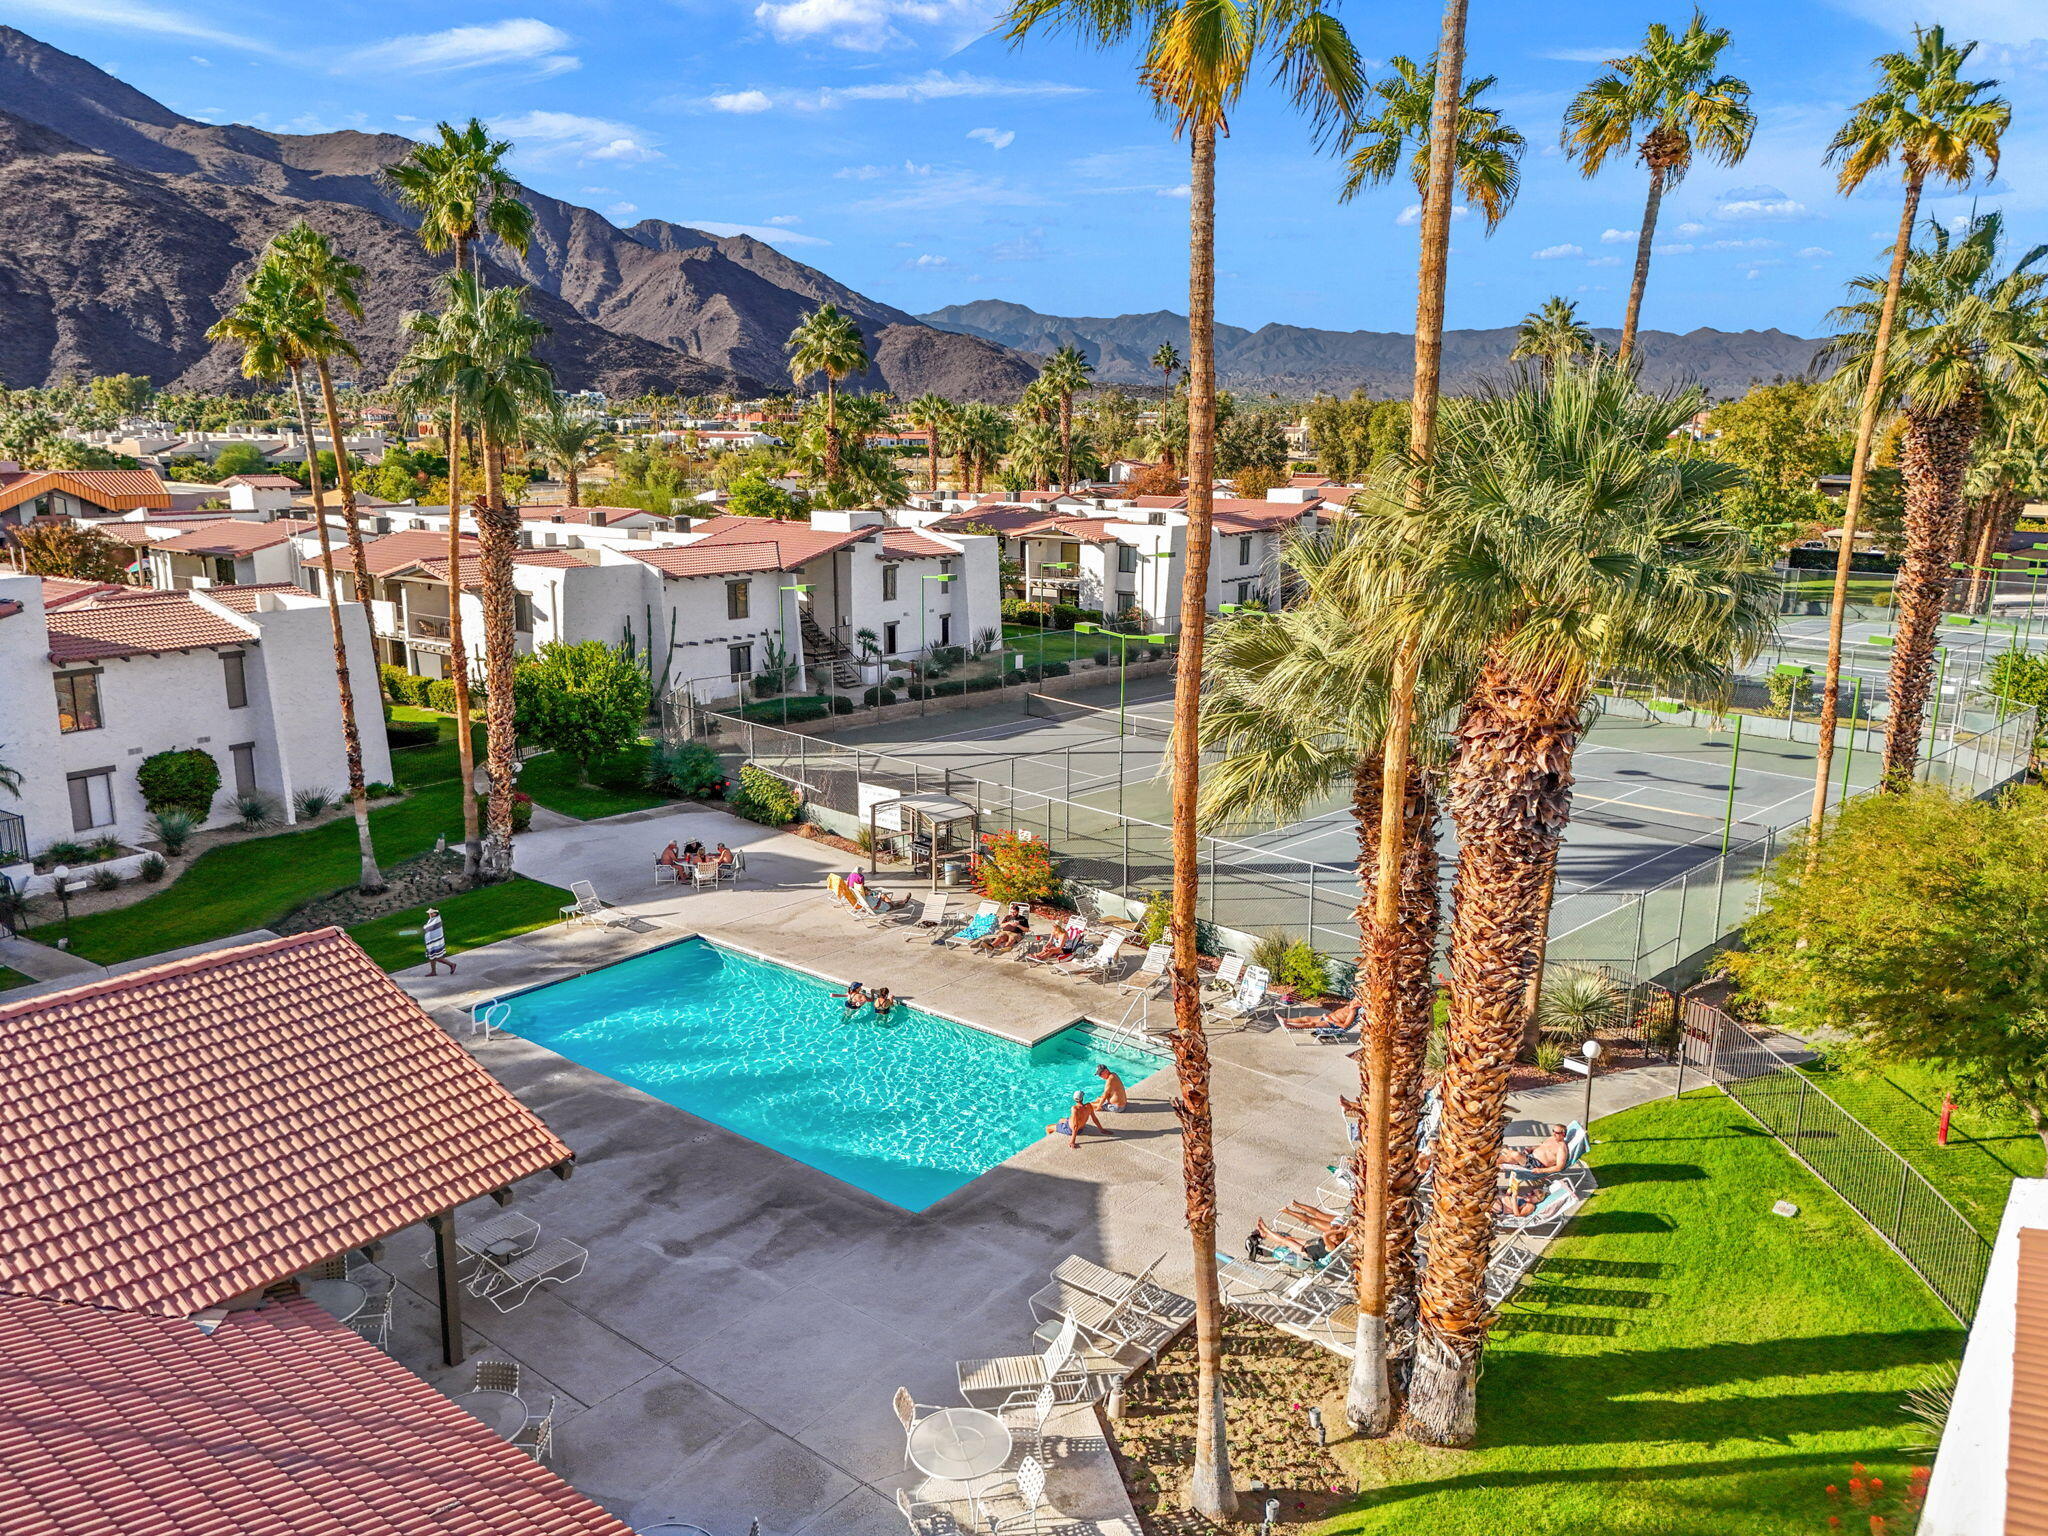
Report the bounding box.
[13,522,130,582]
[1822,213,2048,789]
[1730,786,2048,1154]
[1806,28,2011,833]
[1124,461,1185,498]
[726,472,804,519]
[1004,0,1363,1510]
[88,373,152,418]
[1090,387,1143,461]
[952,402,1009,494]
[209,441,268,480]
[206,240,387,893]
[1216,404,1288,477]
[513,641,652,783]
[1340,53,1525,229]
[1563,14,1756,363]
[1510,296,1595,376]
[1040,344,1095,489]
[1233,463,1284,498]
[526,407,610,507]
[786,305,869,483]
[1004,421,1062,493]
[905,392,955,494]
[1151,340,1181,391]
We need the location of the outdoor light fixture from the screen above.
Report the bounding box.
[1580,1037,1603,1127]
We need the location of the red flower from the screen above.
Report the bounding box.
[1827,1519,1841,1530]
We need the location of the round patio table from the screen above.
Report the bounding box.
[302,1278,367,1323]
[907,1407,1012,1482]
[452,1390,526,1440]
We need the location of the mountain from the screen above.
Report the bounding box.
[0,25,1037,400]
[920,299,1830,399]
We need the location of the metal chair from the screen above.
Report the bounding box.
[474,1360,522,1395]
[893,1488,963,1536]
[512,1395,557,1462]
[347,1291,392,1352]
[891,1386,947,1439]
[303,1255,348,1282]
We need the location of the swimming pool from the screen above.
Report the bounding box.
[493,938,1165,1209]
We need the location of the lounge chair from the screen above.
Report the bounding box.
[957,1315,1120,1409]
[1494,1179,1583,1235]
[1206,965,1272,1025]
[941,901,1000,947]
[1052,929,1124,980]
[1115,941,1172,994]
[1215,1253,1351,1332]
[897,893,953,939]
[469,1236,589,1312]
[560,880,629,927]
[852,880,916,925]
[1020,917,1088,966]
[1027,1260,1191,1355]
[828,874,893,927]
[1049,1254,1181,1320]
[1483,1232,1545,1311]
[1204,953,1246,995]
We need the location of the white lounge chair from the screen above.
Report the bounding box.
[1053,929,1124,980]
[957,1315,1118,1408]
[1495,1179,1584,1235]
[469,1236,589,1312]
[941,901,1001,947]
[1049,1254,1180,1320]
[1020,917,1088,966]
[897,892,952,939]
[1206,964,1272,1024]
[560,880,629,927]
[827,874,892,927]
[1204,953,1246,995]
[1116,941,1172,994]
[1027,1258,1191,1354]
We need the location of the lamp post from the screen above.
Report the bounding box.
[917,570,954,716]
[777,581,811,722]
[1074,622,1169,779]
[1580,1037,1603,1128]
[51,864,71,947]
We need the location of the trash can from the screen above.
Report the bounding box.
[941,859,966,887]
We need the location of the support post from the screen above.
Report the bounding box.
[428,1210,465,1367]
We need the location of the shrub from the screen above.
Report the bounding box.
[364,781,401,799]
[933,679,967,698]
[292,787,336,819]
[89,866,122,893]
[644,740,727,799]
[862,684,899,706]
[1274,939,1331,998]
[830,694,856,716]
[1536,967,1626,1041]
[475,791,535,833]
[146,809,198,855]
[1093,648,1114,667]
[378,664,419,705]
[511,640,653,785]
[1003,669,1028,688]
[85,834,124,863]
[727,764,799,826]
[967,675,1002,692]
[1249,928,1290,978]
[137,853,167,883]
[234,790,284,829]
[1534,1042,1566,1074]
[741,695,830,724]
[425,677,481,715]
[34,840,92,872]
[1041,660,1071,679]
[975,828,1062,905]
[137,747,220,818]
[927,645,967,669]
[383,719,440,750]
[0,884,30,935]
[1135,889,1172,947]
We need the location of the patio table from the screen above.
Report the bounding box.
[452,1389,526,1440]
[907,1406,1011,1483]
[302,1278,367,1323]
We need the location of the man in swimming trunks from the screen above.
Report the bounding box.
[656,841,682,868]
[1094,1064,1128,1112]
[1255,1215,1348,1266]
[1067,1089,1113,1148]
[714,843,736,867]
[978,904,1033,953]
[1501,1124,1572,1173]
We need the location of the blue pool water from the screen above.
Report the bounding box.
[494,938,1164,1209]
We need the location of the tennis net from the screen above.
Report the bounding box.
[1025,692,1177,742]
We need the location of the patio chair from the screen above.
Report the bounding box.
[1483,1232,1545,1312]
[445,1210,541,1276]
[560,880,629,928]
[940,901,1000,948]
[303,1255,349,1282]
[474,1360,522,1394]
[1019,917,1088,967]
[900,892,954,940]
[1028,1259,1192,1355]
[512,1396,557,1463]
[891,1386,946,1441]
[999,1383,1060,1466]
[470,1237,589,1312]
[691,861,720,890]
[1206,965,1272,1025]
[957,1316,1108,1409]
[1203,953,1246,995]
[1115,941,1172,994]
[717,850,746,882]
[1494,1179,1583,1236]
[1048,1255,1182,1322]
[1215,1253,1350,1333]
[894,1487,965,1536]
[852,880,919,926]
[975,1454,1048,1535]
[1051,929,1124,980]
[654,861,682,885]
[346,1290,391,1352]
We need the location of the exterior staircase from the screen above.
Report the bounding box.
[797,610,861,690]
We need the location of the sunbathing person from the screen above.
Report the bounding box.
[1501,1124,1572,1173]
[1255,1216,1347,1266]
[976,905,1033,953]
[1024,925,1084,964]
[1495,1179,1554,1219]
[1094,1064,1129,1112]
[1279,1202,1350,1240]
[847,869,910,910]
[1063,1089,1113,1148]
[1285,995,1361,1032]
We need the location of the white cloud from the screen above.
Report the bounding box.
[1708,237,1779,251]
[1157,184,1190,199]
[190,55,209,65]
[1798,246,1835,258]
[496,110,661,163]
[753,0,996,50]
[835,159,928,179]
[1674,221,1709,236]
[4,0,273,52]
[768,215,803,226]
[1599,227,1637,243]
[1397,203,1471,226]
[706,89,774,114]
[1654,242,1696,254]
[606,202,639,219]
[851,170,1047,214]
[686,221,831,247]
[907,253,953,268]
[1532,243,1584,260]
[1714,185,1809,221]
[967,127,1016,150]
[349,19,577,77]
[1586,255,1623,266]
[1538,45,1625,62]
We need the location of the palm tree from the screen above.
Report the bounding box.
[1563,14,1755,364]
[1821,213,2048,790]
[1961,423,2048,611]
[1091,387,1144,461]
[1004,420,1062,493]
[953,402,1009,494]
[1803,28,2009,835]
[1005,0,1361,1510]
[207,247,388,894]
[269,221,386,894]
[1040,345,1096,489]
[1152,340,1181,392]
[526,406,609,507]
[1339,54,1524,229]
[1511,296,1596,377]
[905,392,955,494]
[787,305,869,484]
[1392,363,1775,1444]
[385,120,536,879]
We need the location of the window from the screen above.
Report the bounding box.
[54,670,102,733]
[1237,535,1253,566]
[883,621,900,654]
[939,614,952,646]
[67,769,115,833]
[727,642,753,677]
[1235,580,1256,606]
[222,651,248,709]
[1117,544,1138,575]
[725,580,750,620]
[230,743,258,799]
[882,565,899,602]
[514,593,535,633]
[1059,542,1081,568]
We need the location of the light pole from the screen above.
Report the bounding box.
[51,864,72,947]
[777,581,811,722]
[1074,622,1169,779]
[917,570,953,716]
[1579,1038,1603,1128]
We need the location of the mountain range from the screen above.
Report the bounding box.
[0,25,1038,401]
[919,299,1830,399]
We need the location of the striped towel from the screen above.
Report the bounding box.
[423,911,446,960]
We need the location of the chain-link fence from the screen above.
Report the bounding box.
[1676,998,1993,1322]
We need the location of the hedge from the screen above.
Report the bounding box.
[137,748,221,818]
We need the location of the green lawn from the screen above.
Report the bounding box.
[518,746,670,820]
[999,624,1173,667]
[1317,1094,1961,1536]
[345,876,570,971]
[0,966,30,994]
[1794,1057,2041,1240]
[386,706,484,790]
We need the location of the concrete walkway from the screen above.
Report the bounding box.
[0,932,103,986]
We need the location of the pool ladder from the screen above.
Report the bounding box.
[1089,990,1171,1056]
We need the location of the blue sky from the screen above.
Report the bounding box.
[9,0,2044,339]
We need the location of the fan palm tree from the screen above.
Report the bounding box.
[1821,213,2048,790]
[1339,53,1524,230]
[526,407,610,507]
[1384,363,1775,1445]
[383,118,538,281]
[207,249,389,895]
[1803,28,2009,835]
[1004,0,1361,1509]
[269,220,386,894]
[1563,14,1755,363]
[1152,340,1181,391]
[1511,296,1596,377]
[953,402,1010,494]
[1004,420,1062,493]
[1961,422,2048,611]
[786,305,869,484]
[1040,344,1096,489]
[905,392,955,493]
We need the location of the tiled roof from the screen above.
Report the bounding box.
[41,590,255,663]
[0,1293,633,1536]
[1210,501,1317,533]
[203,583,307,614]
[150,519,306,555]
[219,473,299,488]
[92,523,170,546]
[36,576,124,610]
[517,504,652,524]
[336,528,482,577]
[682,517,872,568]
[627,543,789,579]
[0,470,173,515]
[0,929,573,1316]
[879,528,954,559]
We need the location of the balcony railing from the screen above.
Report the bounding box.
[410,614,452,641]
[0,808,26,866]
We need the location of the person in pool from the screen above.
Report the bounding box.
[871,986,897,1016]
[1093,1064,1128,1112]
[835,981,870,1012]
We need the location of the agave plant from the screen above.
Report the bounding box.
[1536,968,1627,1042]
[1901,1359,1959,1457]
[146,809,199,856]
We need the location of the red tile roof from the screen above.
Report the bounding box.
[680,517,873,568]
[337,529,482,577]
[627,543,791,579]
[0,1293,632,1536]
[879,528,954,559]
[92,522,170,546]
[0,929,573,1317]
[203,582,308,614]
[36,576,124,610]
[41,590,255,663]
[0,469,173,515]
[219,473,299,488]
[150,520,306,555]
[516,504,654,525]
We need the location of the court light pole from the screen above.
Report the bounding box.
[1719,711,1745,858]
[917,571,953,717]
[1075,622,1170,779]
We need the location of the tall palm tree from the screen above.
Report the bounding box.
[1005,0,1362,1510]
[786,305,869,484]
[1004,420,1062,493]
[1821,213,2048,790]
[384,120,537,879]
[1804,28,2009,836]
[207,249,389,894]
[1563,14,1755,363]
[1511,296,1596,377]
[1152,339,1181,391]
[905,392,955,493]
[1961,423,2048,611]
[954,402,1009,494]
[269,220,386,894]
[1393,363,1775,1444]
[1040,344,1096,489]
[526,407,609,507]
[1340,53,1524,229]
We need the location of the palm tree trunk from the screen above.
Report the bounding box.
[1169,116,1235,1524]
[311,355,386,893]
[1384,763,1442,1336]
[928,426,941,495]
[1806,178,1923,841]
[1617,164,1666,366]
[1881,398,1982,790]
[477,434,521,880]
[1059,394,1074,491]
[565,464,581,508]
[446,400,482,884]
[1406,658,1581,1446]
[824,376,841,483]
